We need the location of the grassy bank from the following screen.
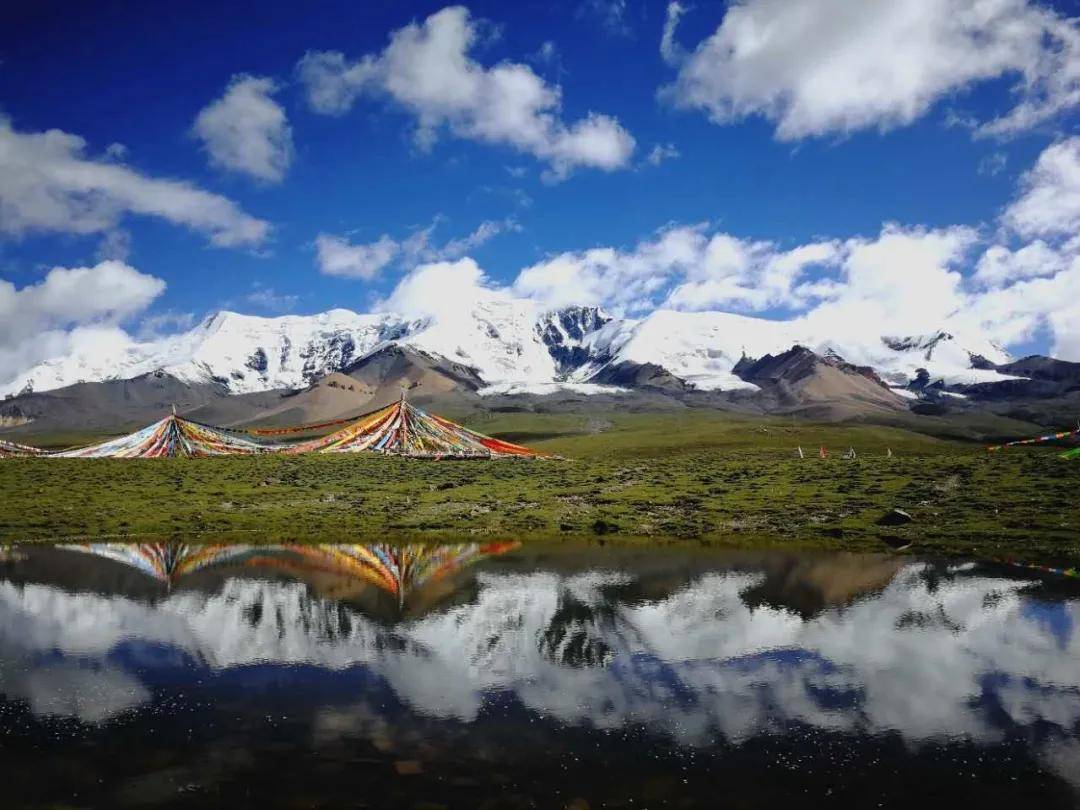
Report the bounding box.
[1,411,1077,562]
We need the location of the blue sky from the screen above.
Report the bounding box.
[0,0,1078,381]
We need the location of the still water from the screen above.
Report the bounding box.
[0,542,1078,808]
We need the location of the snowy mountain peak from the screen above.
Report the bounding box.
[1,300,1024,398]
[536,306,613,377]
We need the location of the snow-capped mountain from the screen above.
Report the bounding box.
[6,309,412,396]
[570,311,1014,392]
[1,299,1018,398]
[536,305,613,376]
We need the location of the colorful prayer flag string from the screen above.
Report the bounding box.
[986,426,1080,452]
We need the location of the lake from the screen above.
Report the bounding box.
[0,542,1078,808]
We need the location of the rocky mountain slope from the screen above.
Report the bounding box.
[732,346,905,419]
[0,371,261,435]
[190,345,488,428]
[954,355,1080,400]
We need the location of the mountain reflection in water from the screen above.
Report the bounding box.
[0,543,1078,808]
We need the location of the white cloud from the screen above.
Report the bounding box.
[514,225,707,313]
[660,1,686,65]
[513,225,841,315]
[0,118,270,248]
[800,225,977,341]
[667,237,843,312]
[378,257,502,319]
[660,0,1080,141]
[967,253,1080,357]
[316,217,517,280]
[192,75,293,183]
[315,233,399,280]
[974,240,1067,287]
[296,6,635,179]
[434,218,521,259]
[1001,137,1080,238]
[644,142,680,166]
[0,260,165,386]
[959,138,1080,358]
[1050,300,1080,360]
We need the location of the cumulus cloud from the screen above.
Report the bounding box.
[514,225,706,313]
[296,6,635,179]
[974,240,1068,286]
[0,260,165,387]
[660,0,1080,141]
[0,118,270,247]
[315,233,400,280]
[666,237,843,312]
[1050,300,1080,360]
[800,225,978,342]
[968,254,1080,356]
[513,225,841,315]
[1001,137,1080,238]
[316,217,518,280]
[800,209,1080,362]
[192,75,293,183]
[378,257,501,319]
[961,138,1080,358]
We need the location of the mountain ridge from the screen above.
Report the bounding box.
[2,302,1024,400]
[4,300,1071,436]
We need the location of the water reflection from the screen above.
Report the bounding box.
[1,543,1078,805]
[58,541,518,611]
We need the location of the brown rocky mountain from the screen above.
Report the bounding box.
[732,345,906,419]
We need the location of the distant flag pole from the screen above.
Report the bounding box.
[797,446,804,459]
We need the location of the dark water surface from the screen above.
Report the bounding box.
[1,542,1079,808]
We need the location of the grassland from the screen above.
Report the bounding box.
[1,410,1077,563]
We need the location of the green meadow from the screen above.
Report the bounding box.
[2,410,1077,563]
